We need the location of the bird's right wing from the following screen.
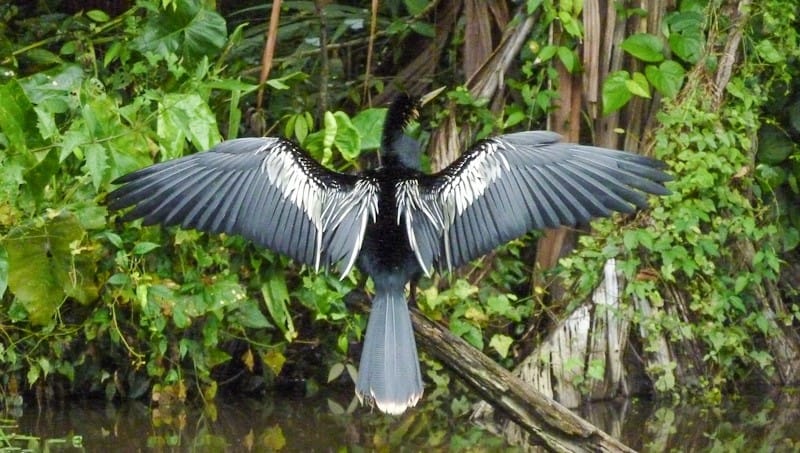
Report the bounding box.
[107,137,379,278]
[397,131,671,274]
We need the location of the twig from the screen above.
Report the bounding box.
[256,0,282,109]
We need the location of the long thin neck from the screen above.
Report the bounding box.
[381,94,420,169]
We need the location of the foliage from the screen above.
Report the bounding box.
[0,0,539,413]
[1,0,799,426]
[560,0,800,396]
[0,0,299,405]
[600,2,699,113]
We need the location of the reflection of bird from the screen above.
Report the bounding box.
[107,90,671,415]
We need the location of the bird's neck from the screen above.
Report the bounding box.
[381,134,422,171]
[380,94,422,170]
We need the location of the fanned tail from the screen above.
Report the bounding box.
[355,288,423,415]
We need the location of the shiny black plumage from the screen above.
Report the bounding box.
[107,93,671,415]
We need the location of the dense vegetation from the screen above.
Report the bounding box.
[0,0,799,437]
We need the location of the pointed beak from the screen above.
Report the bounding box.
[419,86,446,106]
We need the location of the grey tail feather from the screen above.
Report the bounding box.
[355,288,423,415]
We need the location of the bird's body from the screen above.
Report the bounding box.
[107,92,671,415]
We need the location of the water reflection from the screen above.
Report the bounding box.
[4,388,800,451]
[582,391,800,452]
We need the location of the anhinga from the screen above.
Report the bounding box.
[107,90,671,415]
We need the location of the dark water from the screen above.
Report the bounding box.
[3,388,800,451]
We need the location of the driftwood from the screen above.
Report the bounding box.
[409,306,634,452]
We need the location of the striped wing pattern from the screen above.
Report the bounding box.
[398,131,671,273]
[107,137,378,277]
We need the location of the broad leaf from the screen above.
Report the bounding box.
[351,107,387,150]
[757,125,794,165]
[602,71,633,114]
[158,93,221,159]
[625,72,651,98]
[84,143,108,192]
[234,299,273,329]
[489,334,513,358]
[3,212,98,326]
[23,148,60,205]
[557,46,579,73]
[0,80,39,154]
[645,61,686,98]
[261,272,297,342]
[621,33,664,62]
[134,0,227,62]
[333,111,362,162]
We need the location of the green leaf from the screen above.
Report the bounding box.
[527,0,544,14]
[133,0,227,61]
[0,80,40,154]
[449,318,484,350]
[404,0,428,15]
[86,9,110,22]
[320,111,338,165]
[587,359,606,381]
[486,294,518,321]
[625,71,651,98]
[537,45,557,62]
[755,40,783,64]
[26,49,62,65]
[328,363,345,383]
[23,148,60,204]
[558,11,582,38]
[27,365,40,386]
[34,106,57,140]
[489,334,513,358]
[409,21,435,38]
[504,109,527,128]
[757,125,794,165]
[621,33,664,62]
[132,242,161,255]
[333,111,362,162]
[645,61,685,97]
[84,143,108,192]
[351,107,387,150]
[234,299,272,329]
[3,212,97,325]
[667,10,703,34]
[601,71,633,114]
[263,349,286,376]
[734,275,749,294]
[204,79,259,93]
[261,273,296,341]
[294,114,309,143]
[172,302,192,329]
[556,46,578,73]
[158,93,221,159]
[668,33,703,64]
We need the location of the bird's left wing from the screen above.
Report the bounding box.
[397,131,671,274]
[107,137,379,278]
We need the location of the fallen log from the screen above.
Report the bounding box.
[408,306,634,452]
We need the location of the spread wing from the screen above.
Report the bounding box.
[107,137,379,277]
[397,131,671,274]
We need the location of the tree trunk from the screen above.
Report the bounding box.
[410,305,635,452]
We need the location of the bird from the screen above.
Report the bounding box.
[106,89,671,415]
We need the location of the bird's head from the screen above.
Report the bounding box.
[381,87,445,169]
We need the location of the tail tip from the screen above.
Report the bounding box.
[356,389,423,416]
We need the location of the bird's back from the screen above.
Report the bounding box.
[357,167,423,287]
